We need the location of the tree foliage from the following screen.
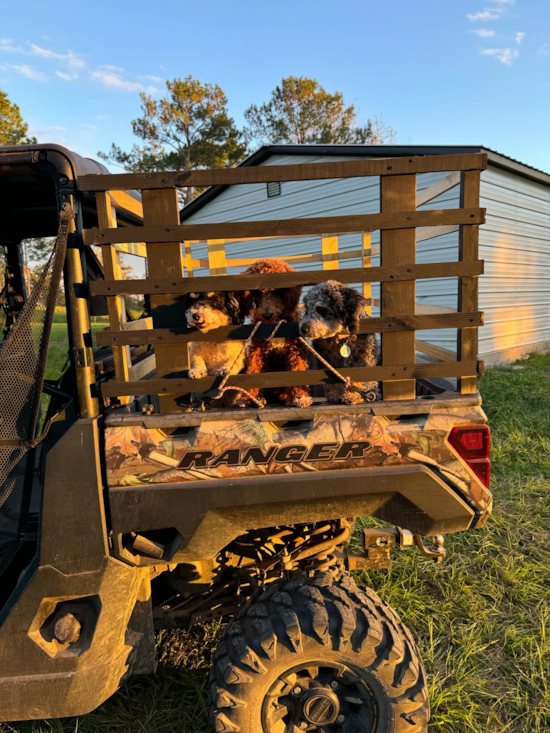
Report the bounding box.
[0,90,35,145]
[244,76,396,146]
[99,77,247,204]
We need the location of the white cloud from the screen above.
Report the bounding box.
[481,47,519,64]
[144,74,163,82]
[538,41,550,57]
[516,32,526,44]
[0,37,23,52]
[13,64,47,82]
[100,64,124,72]
[30,125,67,145]
[30,44,85,69]
[90,69,157,93]
[473,28,496,36]
[467,9,501,20]
[55,70,78,80]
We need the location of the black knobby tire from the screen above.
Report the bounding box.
[210,572,429,732]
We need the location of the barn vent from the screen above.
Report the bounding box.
[267,181,281,198]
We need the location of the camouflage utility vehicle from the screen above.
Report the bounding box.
[0,144,491,732]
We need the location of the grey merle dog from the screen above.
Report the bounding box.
[299,280,380,404]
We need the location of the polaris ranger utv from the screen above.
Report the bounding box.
[0,144,491,733]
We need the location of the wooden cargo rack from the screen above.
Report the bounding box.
[79,152,487,412]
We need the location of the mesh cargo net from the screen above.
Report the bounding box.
[0,206,71,538]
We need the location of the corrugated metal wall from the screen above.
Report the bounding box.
[183,153,550,361]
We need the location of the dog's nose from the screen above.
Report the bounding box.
[263,312,274,321]
[192,312,201,322]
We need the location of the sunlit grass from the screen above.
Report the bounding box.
[3,355,550,732]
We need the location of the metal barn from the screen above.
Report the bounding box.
[180,145,550,366]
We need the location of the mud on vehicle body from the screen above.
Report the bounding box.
[0,144,490,732]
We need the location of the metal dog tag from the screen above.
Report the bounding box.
[340,343,351,358]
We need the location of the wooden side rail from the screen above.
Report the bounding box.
[458,170,481,394]
[101,360,484,399]
[89,261,484,297]
[82,153,486,413]
[96,312,484,348]
[78,152,487,191]
[83,208,485,247]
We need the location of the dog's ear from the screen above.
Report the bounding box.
[226,292,243,324]
[342,287,368,335]
[282,286,302,318]
[180,292,192,309]
[240,290,256,318]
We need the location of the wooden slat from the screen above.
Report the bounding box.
[184,221,455,249]
[108,190,143,219]
[381,174,417,400]
[95,191,131,405]
[207,239,227,276]
[362,232,372,315]
[417,171,461,207]
[415,340,457,362]
[83,207,486,247]
[321,236,339,270]
[123,317,153,331]
[96,311,484,347]
[78,152,488,191]
[141,188,189,412]
[458,170,481,394]
[128,354,156,381]
[101,360,484,399]
[416,224,459,243]
[89,260,484,297]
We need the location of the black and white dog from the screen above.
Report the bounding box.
[299,280,380,404]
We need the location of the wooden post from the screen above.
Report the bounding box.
[380,175,417,400]
[321,236,339,270]
[95,191,131,404]
[207,240,227,276]
[142,188,189,413]
[362,232,372,316]
[457,170,481,394]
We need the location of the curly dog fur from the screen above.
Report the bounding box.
[182,290,245,379]
[240,258,312,408]
[299,280,380,404]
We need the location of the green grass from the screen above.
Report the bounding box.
[3,354,550,732]
[45,310,111,380]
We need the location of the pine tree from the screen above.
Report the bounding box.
[245,76,396,146]
[99,76,247,205]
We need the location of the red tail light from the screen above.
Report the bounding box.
[448,425,491,487]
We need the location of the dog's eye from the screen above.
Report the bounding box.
[316,305,328,316]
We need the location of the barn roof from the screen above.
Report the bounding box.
[180,144,550,220]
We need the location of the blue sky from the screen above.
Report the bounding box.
[1,0,549,172]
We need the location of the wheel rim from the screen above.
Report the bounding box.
[261,661,379,732]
